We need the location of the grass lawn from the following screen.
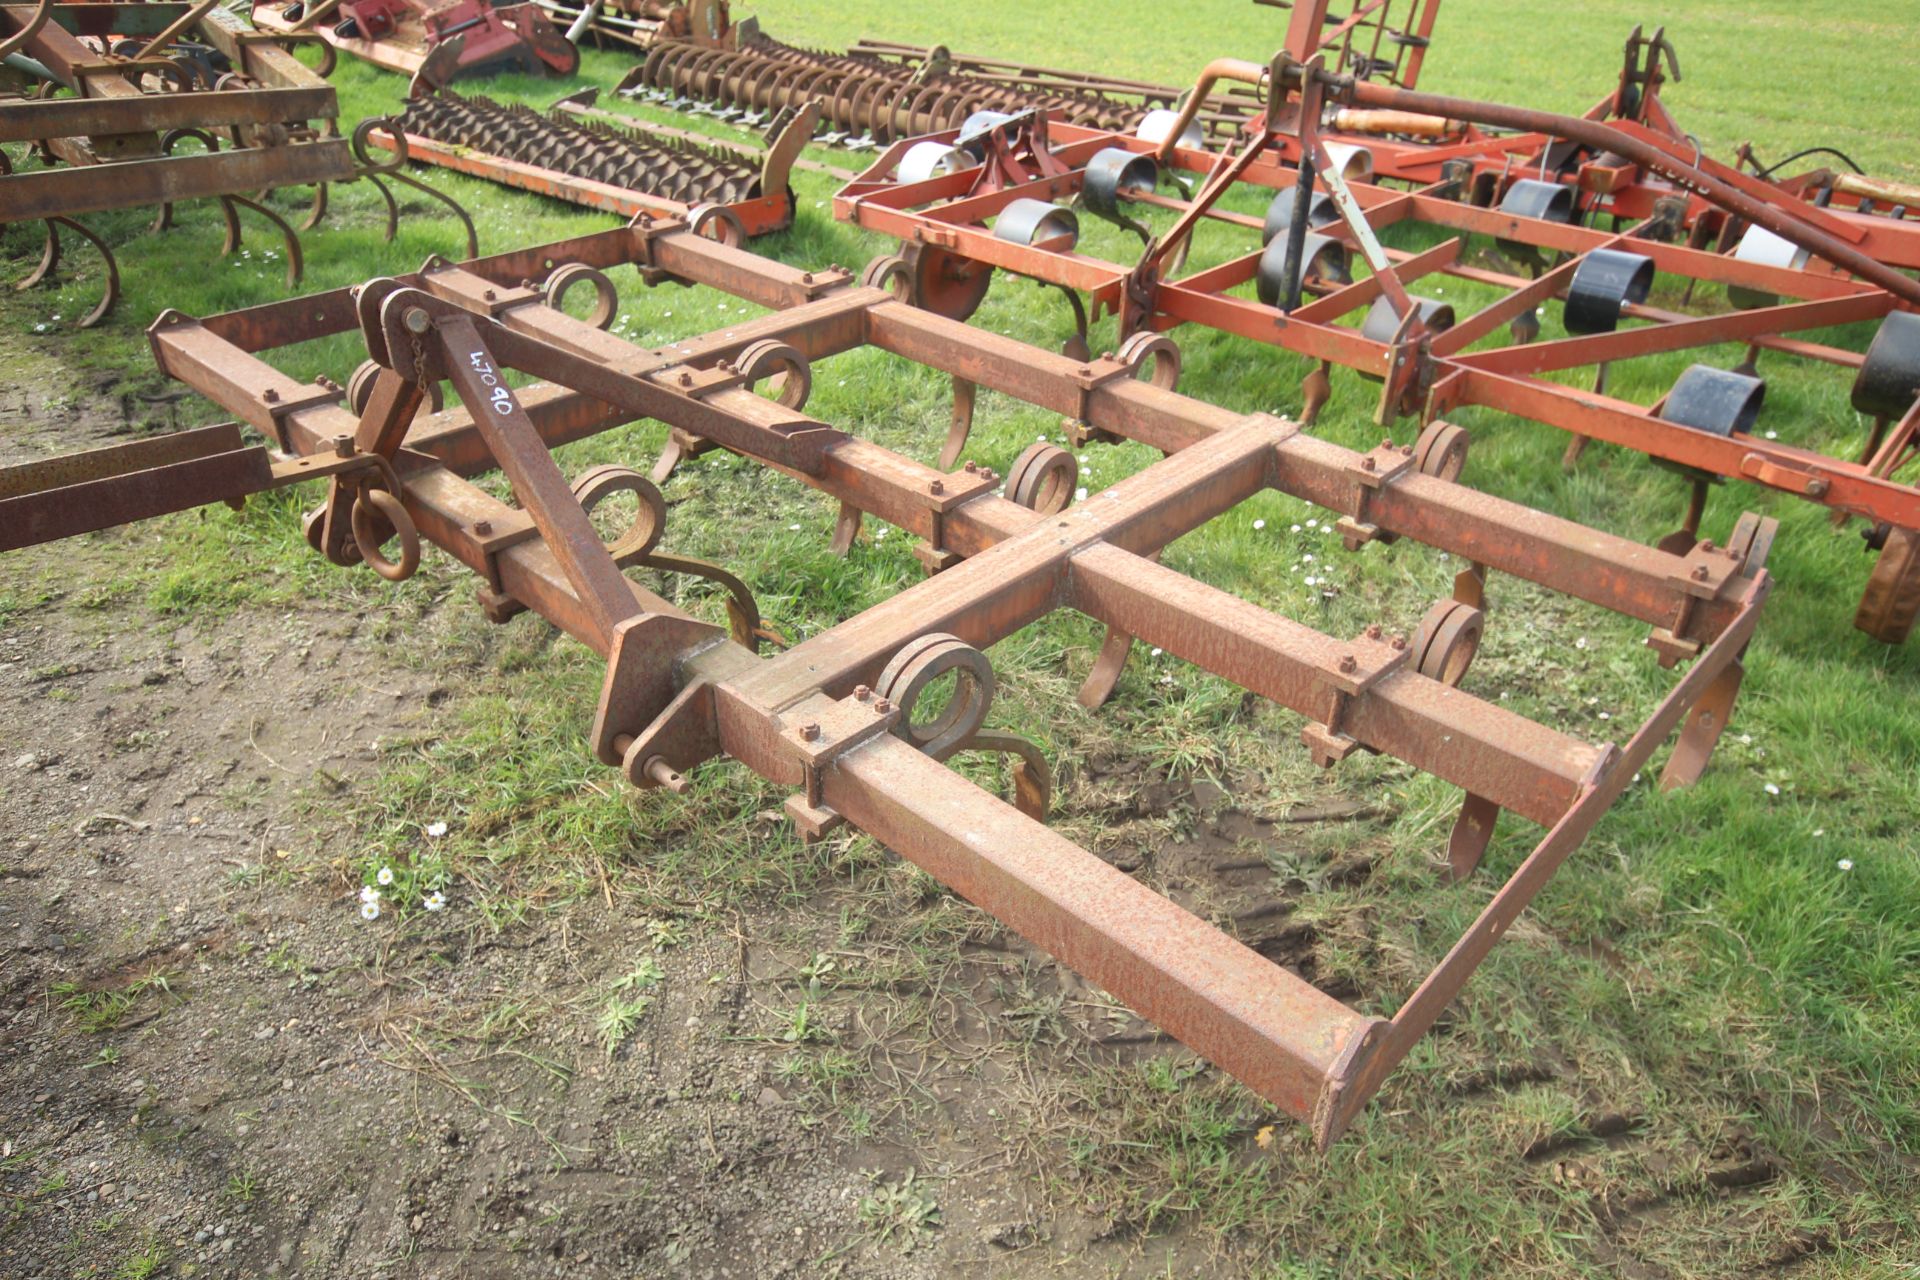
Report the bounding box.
[2,2,1917,1276]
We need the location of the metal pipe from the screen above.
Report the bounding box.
[1329,72,1920,308]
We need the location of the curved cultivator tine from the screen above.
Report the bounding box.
[352,117,479,259]
[13,217,119,328]
[218,193,305,287]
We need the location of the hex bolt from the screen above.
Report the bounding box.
[1360,456,1376,472]
[403,307,431,335]
[483,288,497,302]
[332,435,352,457]
[474,519,492,536]
[1078,366,1092,377]
[853,685,870,701]
[930,479,944,495]
[1365,624,1383,640]
[1390,634,1408,650]
[263,388,280,403]
[1339,654,1358,674]
[678,371,694,387]
[800,722,821,742]
[1700,539,1716,553]
[964,461,978,473]
[875,698,893,714]
[1692,564,1710,581]
[802,272,814,284]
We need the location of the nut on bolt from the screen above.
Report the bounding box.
[853,684,870,701]
[800,722,821,742]
[1338,654,1358,674]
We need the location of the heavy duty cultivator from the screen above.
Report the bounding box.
[532,0,731,53]
[375,85,816,234]
[0,221,1773,1145]
[0,0,474,327]
[834,43,1920,642]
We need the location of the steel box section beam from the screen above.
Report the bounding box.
[0,87,336,144]
[0,141,352,223]
[118,227,1773,1149]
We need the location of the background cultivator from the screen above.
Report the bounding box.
[834,44,1920,642]
[0,0,474,327]
[0,220,1774,1145]
[249,0,579,79]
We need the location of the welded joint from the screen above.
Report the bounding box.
[780,690,903,839]
[1301,626,1411,767]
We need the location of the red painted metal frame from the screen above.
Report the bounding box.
[74,220,1771,1145]
[831,66,1920,639]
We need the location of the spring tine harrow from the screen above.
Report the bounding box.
[0,1,472,326]
[0,220,1773,1147]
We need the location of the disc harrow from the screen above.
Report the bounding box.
[2,220,1771,1148]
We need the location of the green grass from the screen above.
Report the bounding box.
[3,4,1919,1277]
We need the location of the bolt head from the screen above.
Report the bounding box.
[1360,456,1376,472]
[800,722,821,741]
[1390,634,1407,650]
[403,307,431,335]
[483,288,497,302]
[678,371,694,387]
[332,435,352,456]
[263,388,280,403]
[474,519,492,536]
[875,699,892,714]
[853,685,870,701]
[1365,624,1382,640]
[1338,654,1358,673]
[1692,563,1710,580]
[964,461,978,473]
[1699,539,1715,552]
[802,272,814,283]
[930,479,944,494]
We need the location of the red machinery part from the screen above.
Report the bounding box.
[831,59,1920,643]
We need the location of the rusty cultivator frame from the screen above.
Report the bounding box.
[833,47,1920,642]
[1,0,474,326]
[2,220,1773,1145]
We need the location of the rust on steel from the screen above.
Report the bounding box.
[5,220,1771,1145]
[372,87,815,234]
[833,45,1920,643]
[0,0,472,327]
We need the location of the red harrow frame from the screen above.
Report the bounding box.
[2,221,1772,1145]
[832,48,1920,642]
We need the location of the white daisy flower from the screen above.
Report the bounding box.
[360,900,380,921]
[1836,858,1853,871]
[1074,488,1087,501]
[1764,782,1781,796]
[1252,519,1266,530]
[376,867,394,886]
[1290,524,1301,533]
[426,821,448,838]
[423,891,447,912]
[359,885,381,905]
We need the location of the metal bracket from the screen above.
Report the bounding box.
[1301,627,1411,766]
[1336,440,1415,548]
[781,690,903,838]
